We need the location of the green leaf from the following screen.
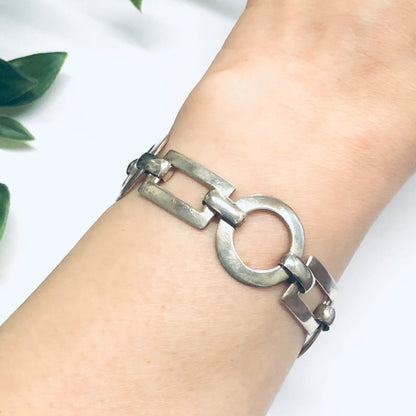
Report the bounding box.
[130,0,142,11]
[0,116,35,141]
[6,52,67,106]
[0,183,10,242]
[0,58,37,106]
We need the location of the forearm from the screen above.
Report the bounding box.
[0,92,411,415]
[1,1,416,415]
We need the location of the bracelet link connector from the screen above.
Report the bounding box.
[119,143,339,357]
[117,135,170,200]
[137,152,173,181]
[280,253,315,293]
[281,255,337,356]
[203,189,246,228]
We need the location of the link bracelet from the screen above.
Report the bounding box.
[118,136,338,357]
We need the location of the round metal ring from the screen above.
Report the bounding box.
[216,195,305,287]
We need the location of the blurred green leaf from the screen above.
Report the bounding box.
[130,0,142,11]
[0,183,10,242]
[0,116,35,141]
[0,59,37,106]
[6,52,67,106]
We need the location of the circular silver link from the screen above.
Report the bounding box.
[280,253,315,293]
[216,195,305,287]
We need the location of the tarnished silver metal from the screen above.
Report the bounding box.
[298,301,335,356]
[117,135,170,200]
[314,302,336,331]
[299,326,323,356]
[282,255,337,356]
[119,146,339,356]
[280,253,315,293]
[216,195,305,287]
[281,283,321,334]
[203,189,246,228]
[139,150,235,229]
[306,255,338,300]
[136,153,172,180]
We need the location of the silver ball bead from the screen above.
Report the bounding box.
[314,304,336,331]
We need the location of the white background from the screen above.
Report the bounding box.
[1,1,415,414]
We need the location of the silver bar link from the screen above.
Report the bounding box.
[117,135,170,200]
[203,189,246,228]
[281,255,337,356]
[139,150,235,229]
[119,146,339,357]
[280,253,315,293]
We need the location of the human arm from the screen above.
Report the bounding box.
[1,1,416,415]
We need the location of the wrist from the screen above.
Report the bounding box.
[164,70,410,280]
[184,64,415,178]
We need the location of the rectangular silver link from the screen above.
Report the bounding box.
[281,283,320,335]
[139,150,235,229]
[281,256,337,336]
[139,175,216,229]
[164,150,235,195]
[306,256,338,301]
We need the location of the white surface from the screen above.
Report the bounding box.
[0,1,415,414]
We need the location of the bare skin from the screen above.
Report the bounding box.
[1,1,416,415]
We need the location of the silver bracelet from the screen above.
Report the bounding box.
[118,136,338,357]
